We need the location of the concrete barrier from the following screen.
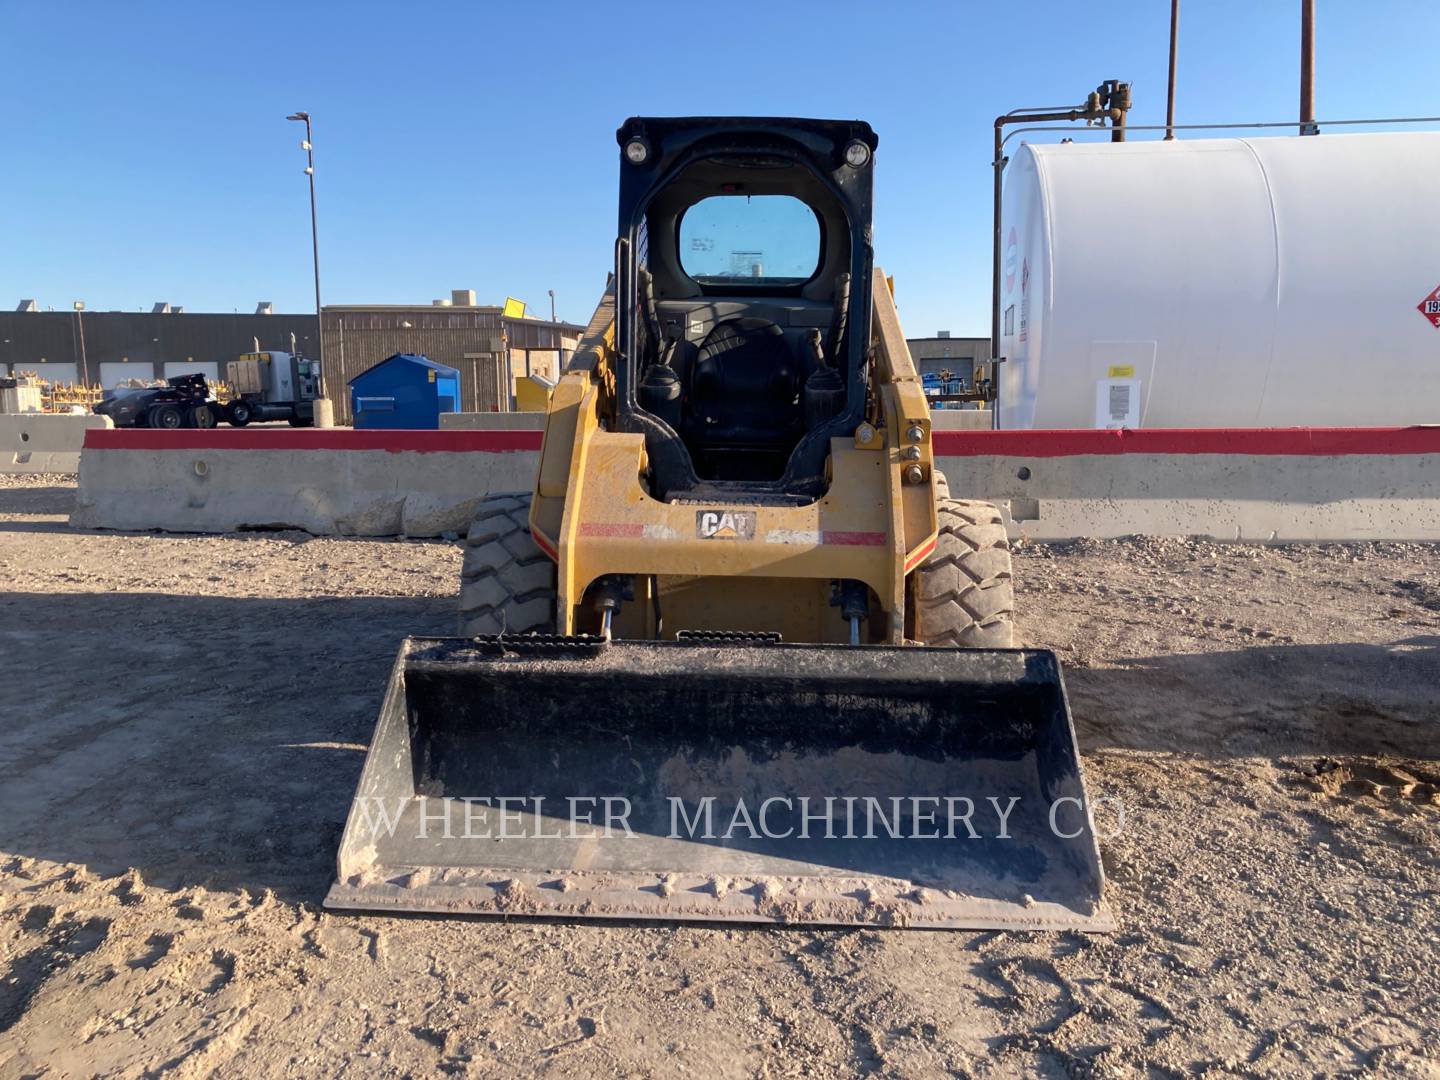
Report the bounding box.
[935,428,1440,542]
[1,413,113,474]
[72,429,541,537]
[440,412,547,430]
[930,409,992,431]
[71,426,1440,542]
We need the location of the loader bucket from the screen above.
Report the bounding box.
[326,637,1113,930]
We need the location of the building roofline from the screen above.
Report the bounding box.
[322,305,587,332]
[323,304,504,312]
[3,309,317,318]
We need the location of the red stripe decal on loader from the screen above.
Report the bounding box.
[823,531,887,546]
[904,536,937,573]
[530,527,558,561]
[578,522,645,538]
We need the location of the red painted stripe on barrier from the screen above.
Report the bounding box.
[82,427,544,453]
[82,426,1440,457]
[931,427,1440,458]
[579,522,645,538]
[823,530,887,546]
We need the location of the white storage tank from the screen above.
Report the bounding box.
[996,132,1440,429]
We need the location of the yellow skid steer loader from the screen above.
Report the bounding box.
[327,117,1112,930]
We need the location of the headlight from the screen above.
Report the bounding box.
[844,140,871,168]
[624,137,650,165]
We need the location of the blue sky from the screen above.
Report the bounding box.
[2,1,1434,334]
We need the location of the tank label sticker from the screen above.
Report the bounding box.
[1019,259,1031,343]
[696,510,756,540]
[1419,285,1440,330]
[1095,378,1142,430]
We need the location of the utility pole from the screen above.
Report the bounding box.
[1300,0,1318,135]
[1166,0,1180,140]
[286,111,334,424]
[548,289,557,322]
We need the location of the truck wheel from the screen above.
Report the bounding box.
[458,493,556,636]
[228,401,253,427]
[287,417,314,428]
[149,404,184,430]
[911,499,1014,648]
[190,405,217,429]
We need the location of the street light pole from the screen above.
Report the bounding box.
[73,301,89,387]
[287,111,332,423]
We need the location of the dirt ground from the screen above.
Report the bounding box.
[1,473,1437,1078]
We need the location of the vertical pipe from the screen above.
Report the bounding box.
[1166,0,1180,140]
[1300,0,1316,134]
[990,125,1004,429]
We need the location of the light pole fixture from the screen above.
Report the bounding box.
[286,111,327,400]
[73,300,90,386]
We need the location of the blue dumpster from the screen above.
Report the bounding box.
[349,353,461,429]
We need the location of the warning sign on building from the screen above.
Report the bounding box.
[1419,285,1440,330]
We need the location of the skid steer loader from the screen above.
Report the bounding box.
[327,117,1112,930]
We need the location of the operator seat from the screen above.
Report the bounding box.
[686,317,800,447]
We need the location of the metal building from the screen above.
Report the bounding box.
[321,291,583,424]
[0,304,317,387]
[906,332,990,385]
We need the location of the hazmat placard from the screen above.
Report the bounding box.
[1418,285,1440,330]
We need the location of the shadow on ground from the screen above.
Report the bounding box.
[0,485,76,521]
[0,592,453,905]
[1067,637,1440,760]
[2,589,1435,908]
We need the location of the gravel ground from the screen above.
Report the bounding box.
[1,474,1436,1078]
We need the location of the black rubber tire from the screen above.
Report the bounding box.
[933,468,950,501]
[228,401,252,427]
[912,498,1015,648]
[288,416,314,428]
[458,493,557,636]
[149,404,184,430]
[190,405,217,429]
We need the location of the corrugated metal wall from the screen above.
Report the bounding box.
[0,311,318,383]
[321,307,580,425]
[906,337,990,383]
